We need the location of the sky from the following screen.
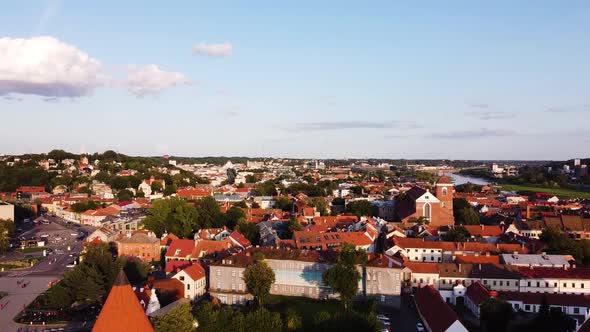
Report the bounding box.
[1,1,589,160]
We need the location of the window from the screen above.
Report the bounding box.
[180,276,185,281]
[527,282,531,287]
[525,305,531,311]
[545,282,549,288]
[536,282,540,287]
[232,270,236,277]
[216,269,221,276]
[187,284,191,290]
[575,308,580,314]
[493,281,497,286]
[554,283,558,287]
[573,283,576,288]
[424,203,432,220]
[442,187,448,196]
[583,283,585,289]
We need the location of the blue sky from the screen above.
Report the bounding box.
[1,1,589,160]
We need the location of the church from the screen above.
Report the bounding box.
[393,175,455,227]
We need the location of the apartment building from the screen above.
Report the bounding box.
[209,248,403,307]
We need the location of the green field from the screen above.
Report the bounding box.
[500,184,590,199]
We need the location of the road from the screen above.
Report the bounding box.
[0,216,94,331]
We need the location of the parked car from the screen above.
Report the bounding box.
[416,322,425,332]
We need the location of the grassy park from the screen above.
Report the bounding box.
[500,184,590,199]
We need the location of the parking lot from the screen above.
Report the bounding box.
[0,216,94,331]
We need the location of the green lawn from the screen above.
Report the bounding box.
[500,184,590,199]
[17,246,48,253]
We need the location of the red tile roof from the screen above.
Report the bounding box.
[92,271,155,332]
[403,262,439,274]
[466,281,490,306]
[165,260,191,273]
[181,263,206,281]
[415,285,461,332]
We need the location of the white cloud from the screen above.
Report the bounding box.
[193,42,233,57]
[125,64,190,97]
[0,36,107,97]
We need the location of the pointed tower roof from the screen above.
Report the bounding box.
[436,175,453,185]
[92,270,155,332]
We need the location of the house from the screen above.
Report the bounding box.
[414,285,468,332]
[133,286,161,315]
[393,176,455,227]
[465,282,492,318]
[517,266,590,295]
[0,201,14,221]
[165,238,232,262]
[87,227,118,243]
[498,291,590,318]
[171,263,207,300]
[253,196,275,209]
[138,176,166,197]
[92,271,155,332]
[177,187,213,200]
[500,253,570,268]
[293,229,375,252]
[116,233,161,262]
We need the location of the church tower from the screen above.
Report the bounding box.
[435,175,454,226]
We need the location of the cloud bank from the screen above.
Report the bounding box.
[193,42,233,57]
[291,120,420,132]
[430,128,517,139]
[0,36,107,97]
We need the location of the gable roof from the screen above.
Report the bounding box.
[179,263,206,281]
[415,285,462,332]
[466,281,491,306]
[92,271,155,332]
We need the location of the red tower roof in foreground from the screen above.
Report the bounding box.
[92,270,155,332]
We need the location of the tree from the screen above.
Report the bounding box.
[456,207,480,225]
[163,184,177,196]
[322,244,366,308]
[117,189,134,202]
[143,197,199,238]
[345,200,374,217]
[136,188,145,198]
[224,206,246,230]
[442,226,471,242]
[480,297,513,332]
[309,198,328,216]
[284,309,302,331]
[245,308,282,331]
[78,186,92,196]
[237,221,260,245]
[196,196,223,228]
[525,295,576,332]
[275,196,293,212]
[284,218,303,239]
[154,302,195,332]
[245,174,257,183]
[122,257,150,285]
[0,219,15,252]
[151,181,163,194]
[243,261,275,306]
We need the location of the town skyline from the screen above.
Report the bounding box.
[2,1,590,159]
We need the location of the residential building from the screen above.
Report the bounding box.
[117,233,161,262]
[171,263,207,300]
[414,285,468,332]
[209,248,403,308]
[0,201,14,221]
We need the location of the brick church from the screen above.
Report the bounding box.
[393,175,455,227]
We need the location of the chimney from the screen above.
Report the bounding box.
[458,264,462,272]
[481,224,484,230]
[526,205,531,220]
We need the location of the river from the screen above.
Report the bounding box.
[448,173,489,186]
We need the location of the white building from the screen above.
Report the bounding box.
[172,263,207,300]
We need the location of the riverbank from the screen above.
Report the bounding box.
[499,184,590,199]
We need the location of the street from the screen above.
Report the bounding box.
[0,216,94,331]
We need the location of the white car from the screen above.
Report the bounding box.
[416,322,425,332]
[377,315,390,322]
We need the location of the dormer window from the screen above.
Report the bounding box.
[425,196,429,199]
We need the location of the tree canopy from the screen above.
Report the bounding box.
[243,261,276,306]
[322,244,366,308]
[154,302,195,332]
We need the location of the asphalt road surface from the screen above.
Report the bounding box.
[0,216,95,331]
